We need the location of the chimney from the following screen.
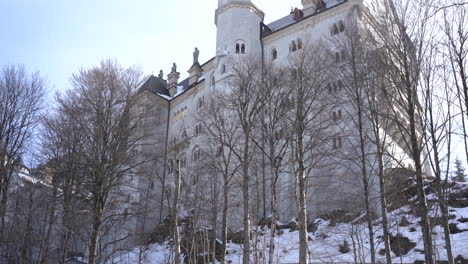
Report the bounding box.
[167,63,180,97]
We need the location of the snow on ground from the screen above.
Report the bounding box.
[113,182,468,263]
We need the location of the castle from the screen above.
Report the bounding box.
[130,0,418,242]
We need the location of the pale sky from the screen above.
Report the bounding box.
[0,0,301,96]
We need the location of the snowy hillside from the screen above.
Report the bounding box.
[112,181,468,264]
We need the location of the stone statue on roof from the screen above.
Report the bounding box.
[193,47,200,64]
[171,63,177,73]
[158,70,164,79]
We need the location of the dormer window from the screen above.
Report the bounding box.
[271,48,278,60]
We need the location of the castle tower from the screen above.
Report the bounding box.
[214,0,265,80]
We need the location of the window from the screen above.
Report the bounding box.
[216,146,223,157]
[180,156,187,168]
[221,64,226,74]
[333,136,342,149]
[331,21,345,36]
[341,50,347,60]
[211,75,215,87]
[297,38,303,50]
[335,52,341,63]
[193,147,201,161]
[271,48,278,60]
[338,21,345,33]
[291,69,298,80]
[332,110,342,121]
[337,80,343,91]
[236,42,246,54]
[197,97,204,109]
[290,40,297,53]
[332,24,339,35]
[182,129,188,140]
[168,160,174,174]
[195,123,202,135]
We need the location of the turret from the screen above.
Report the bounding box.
[215,0,264,60]
[167,63,180,97]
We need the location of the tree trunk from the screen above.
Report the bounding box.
[428,106,454,264]
[220,180,229,264]
[268,162,278,264]
[407,86,435,264]
[88,204,103,264]
[242,131,251,264]
[173,161,182,264]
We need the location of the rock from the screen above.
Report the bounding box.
[227,230,244,244]
[318,210,357,226]
[338,240,350,254]
[399,216,411,227]
[449,223,467,234]
[149,216,172,244]
[390,233,416,256]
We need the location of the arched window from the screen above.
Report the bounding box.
[195,123,202,135]
[211,75,215,87]
[216,146,223,157]
[182,129,188,140]
[297,38,303,50]
[327,83,332,94]
[193,147,201,161]
[332,111,337,120]
[338,110,342,119]
[337,80,343,91]
[341,50,347,60]
[180,156,187,168]
[197,97,204,109]
[236,43,240,54]
[271,48,278,60]
[335,52,341,63]
[290,40,297,53]
[168,160,174,174]
[333,136,342,149]
[291,69,298,80]
[241,44,246,54]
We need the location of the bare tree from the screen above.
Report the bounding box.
[198,90,241,264]
[286,43,331,264]
[0,65,46,246]
[332,21,378,264]
[252,62,290,264]
[56,59,143,264]
[225,58,264,264]
[367,0,440,262]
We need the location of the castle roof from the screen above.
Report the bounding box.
[138,75,169,96]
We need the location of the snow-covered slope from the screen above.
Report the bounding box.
[113,181,468,264]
